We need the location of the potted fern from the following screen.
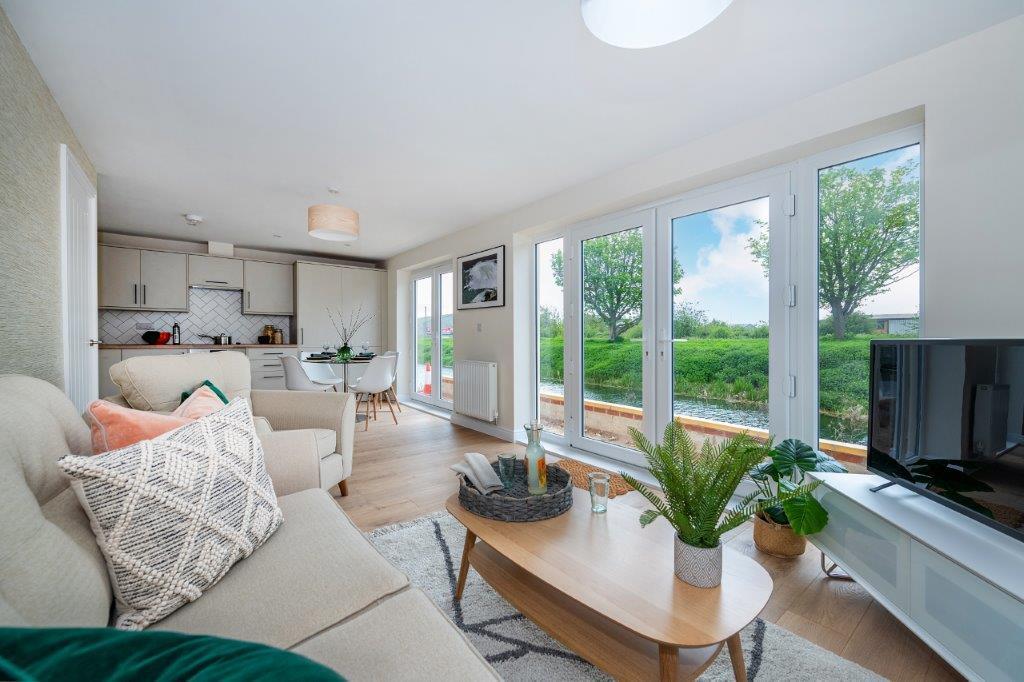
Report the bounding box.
[622,423,816,588]
[749,439,846,557]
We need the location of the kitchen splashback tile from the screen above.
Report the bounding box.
[99,288,290,345]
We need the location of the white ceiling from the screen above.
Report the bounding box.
[5,1,1022,261]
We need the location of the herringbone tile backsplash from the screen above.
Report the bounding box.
[99,288,291,344]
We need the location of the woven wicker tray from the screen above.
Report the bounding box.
[457,461,573,522]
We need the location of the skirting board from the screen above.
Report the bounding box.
[450,412,525,443]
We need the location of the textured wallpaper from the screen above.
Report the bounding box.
[100,288,290,345]
[0,7,97,388]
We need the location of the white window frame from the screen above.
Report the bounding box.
[527,125,924,464]
[793,124,925,446]
[409,263,454,409]
[531,234,571,450]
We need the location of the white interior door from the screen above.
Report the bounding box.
[60,145,98,412]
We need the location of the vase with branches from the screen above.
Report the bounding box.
[621,423,817,588]
[327,304,375,363]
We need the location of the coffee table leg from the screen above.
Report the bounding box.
[455,529,476,601]
[658,644,677,682]
[726,633,747,682]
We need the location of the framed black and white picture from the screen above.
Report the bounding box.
[457,245,505,309]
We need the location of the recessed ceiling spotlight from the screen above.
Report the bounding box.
[327,186,341,195]
[272,233,282,238]
[581,0,732,49]
[183,213,204,226]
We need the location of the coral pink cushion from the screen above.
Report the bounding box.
[173,386,228,420]
[85,400,192,454]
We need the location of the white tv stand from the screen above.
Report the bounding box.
[810,472,1024,682]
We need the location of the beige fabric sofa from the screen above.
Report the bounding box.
[105,351,355,496]
[0,375,497,680]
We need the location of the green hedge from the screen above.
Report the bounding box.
[539,337,870,416]
[416,336,453,366]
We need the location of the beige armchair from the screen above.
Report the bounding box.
[104,351,356,497]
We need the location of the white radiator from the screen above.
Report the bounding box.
[454,360,498,422]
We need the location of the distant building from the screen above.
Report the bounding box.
[871,314,919,335]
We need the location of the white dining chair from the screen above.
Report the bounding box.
[282,355,344,392]
[381,351,401,413]
[349,355,398,429]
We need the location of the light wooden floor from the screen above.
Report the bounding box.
[334,405,964,681]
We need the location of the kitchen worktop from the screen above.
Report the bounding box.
[99,343,298,349]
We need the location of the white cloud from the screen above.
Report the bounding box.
[681,199,770,310]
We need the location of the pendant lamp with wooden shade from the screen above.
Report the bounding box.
[308,204,359,242]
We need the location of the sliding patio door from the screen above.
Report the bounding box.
[411,265,454,408]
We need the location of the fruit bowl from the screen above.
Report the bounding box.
[141,331,172,345]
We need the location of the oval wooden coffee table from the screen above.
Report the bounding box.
[446,488,772,681]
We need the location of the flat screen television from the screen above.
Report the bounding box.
[868,339,1024,541]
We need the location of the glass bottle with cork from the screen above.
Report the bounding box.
[524,421,547,495]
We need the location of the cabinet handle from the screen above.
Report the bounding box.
[142,284,147,305]
[206,280,228,285]
[300,328,304,344]
[247,291,251,309]
[263,375,284,379]
[263,363,279,367]
[263,351,283,355]
[133,284,137,304]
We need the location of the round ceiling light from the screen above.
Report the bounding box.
[308,204,359,242]
[581,0,733,49]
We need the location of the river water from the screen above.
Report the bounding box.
[540,381,867,444]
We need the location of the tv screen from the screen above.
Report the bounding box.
[868,339,1024,541]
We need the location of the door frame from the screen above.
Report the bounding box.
[60,144,98,411]
[564,208,655,467]
[409,263,454,409]
[653,171,793,442]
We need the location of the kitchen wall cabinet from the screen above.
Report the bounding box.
[140,250,188,311]
[99,245,187,311]
[188,255,243,289]
[244,260,294,315]
[295,262,344,348]
[99,245,141,308]
[340,266,384,350]
[295,262,386,352]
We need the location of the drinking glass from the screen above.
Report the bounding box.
[588,472,610,514]
[497,453,517,490]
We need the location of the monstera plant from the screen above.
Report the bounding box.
[748,439,847,557]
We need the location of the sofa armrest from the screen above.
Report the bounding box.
[258,430,321,496]
[249,390,355,463]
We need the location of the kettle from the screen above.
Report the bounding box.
[200,333,231,345]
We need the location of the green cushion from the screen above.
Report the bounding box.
[0,627,344,682]
[180,379,230,406]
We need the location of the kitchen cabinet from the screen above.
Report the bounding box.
[246,346,297,390]
[98,349,122,398]
[140,250,188,311]
[188,255,243,289]
[99,246,187,311]
[99,245,141,308]
[295,262,344,348]
[243,260,294,315]
[340,266,385,351]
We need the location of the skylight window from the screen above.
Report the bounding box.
[581,0,733,49]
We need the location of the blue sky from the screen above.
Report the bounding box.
[536,144,921,327]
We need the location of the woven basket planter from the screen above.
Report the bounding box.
[458,461,572,522]
[753,514,807,558]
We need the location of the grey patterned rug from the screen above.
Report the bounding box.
[369,514,884,681]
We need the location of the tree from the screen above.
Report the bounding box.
[537,305,563,338]
[551,231,682,341]
[748,159,919,339]
[673,302,707,338]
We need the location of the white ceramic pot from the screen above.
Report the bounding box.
[673,535,723,588]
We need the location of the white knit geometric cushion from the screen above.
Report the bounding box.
[59,398,282,630]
